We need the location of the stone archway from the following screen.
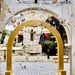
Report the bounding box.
[4,7,71,46]
[5,20,66,75]
[14,7,71,46]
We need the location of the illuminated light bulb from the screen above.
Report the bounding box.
[53,21,55,24]
[52,0,57,4]
[11,18,16,23]
[8,8,12,13]
[17,21,20,25]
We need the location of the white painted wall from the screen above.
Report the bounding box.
[0,0,71,31]
[71,0,75,75]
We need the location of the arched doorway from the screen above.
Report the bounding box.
[3,7,71,46]
[5,20,66,75]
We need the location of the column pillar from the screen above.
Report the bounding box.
[71,0,75,75]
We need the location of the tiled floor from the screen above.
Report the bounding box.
[0,62,70,75]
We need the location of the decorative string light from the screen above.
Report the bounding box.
[11,17,16,23]
[52,0,57,4]
[8,8,12,13]
[17,21,20,25]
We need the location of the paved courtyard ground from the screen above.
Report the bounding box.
[0,62,70,75]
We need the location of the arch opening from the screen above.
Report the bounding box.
[3,7,71,46]
[5,20,66,75]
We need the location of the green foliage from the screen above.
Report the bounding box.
[13,41,16,46]
[23,45,27,49]
[44,40,56,51]
[18,52,23,56]
[2,30,8,36]
[44,40,57,58]
[27,52,30,54]
[0,29,9,44]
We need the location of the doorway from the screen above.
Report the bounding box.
[5,20,66,75]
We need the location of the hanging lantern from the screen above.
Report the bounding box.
[11,18,16,23]
[52,0,57,4]
[8,8,12,13]
[17,21,20,25]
